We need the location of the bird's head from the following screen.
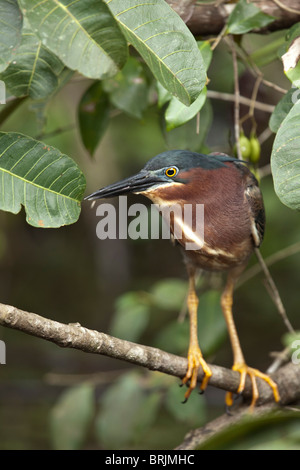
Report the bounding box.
[85,150,238,204]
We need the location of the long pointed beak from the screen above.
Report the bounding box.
[85,170,165,201]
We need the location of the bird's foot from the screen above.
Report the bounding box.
[181,347,212,402]
[225,363,280,410]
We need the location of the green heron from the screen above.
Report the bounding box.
[86,150,280,408]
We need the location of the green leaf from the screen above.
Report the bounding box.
[103,57,149,119]
[269,88,295,133]
[197,409,300,450]
[154,320,189,355]
[78,81,110,156]
[19,0,128,80]
[0,132,86,227]
[165,87,207,131]
[156,81,172,108]
[50,383,95,450]
[110,292,150,342]
[197,41,212,71]
[0,27,65,99]
[104,0,206,106]
[227,0,274,35]
[0,0,23,73]
[249,34,286,68]
[95,372,160,448]
[150,278,187,311]
[24,68,74,135]
[271,100,300,211]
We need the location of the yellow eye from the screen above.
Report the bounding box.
[165,167,178,178]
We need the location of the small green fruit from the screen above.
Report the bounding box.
[249,136,261,163]
[238,135,251,159]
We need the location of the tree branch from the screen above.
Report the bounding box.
[206,90,275,113]
[176,402,300,450]
[0,302,299,407]
[166,0,300,36]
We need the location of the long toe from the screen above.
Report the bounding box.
[182,347,212,401]
[227,363,280,410]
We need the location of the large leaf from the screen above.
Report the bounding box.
[227,0,274,35]
[50,383,95,450]
[19,0,128,80]
[78,81,110,156]
[159,41,210,131]
[271,100,300,211]
[0,0,23,73]
[0,27,66,99]
[104,0,206,106]
[0,132,86,227]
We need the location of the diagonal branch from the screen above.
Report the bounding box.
[0,302,299,407]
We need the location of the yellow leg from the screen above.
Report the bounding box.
[182,272,212,401]
[221,273,280,409]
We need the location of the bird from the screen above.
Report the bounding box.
[85,149,280,409]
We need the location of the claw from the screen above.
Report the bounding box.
[227,363,280,410]
[181,346,212,401]
[225,404,233,416]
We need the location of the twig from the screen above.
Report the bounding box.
[227,36,242,159]
[35,124,75,141]
[239,75,263,128]
[237,44,287,95]
[258,127,274,145]
[206,90,275,113]
[267,346,292,374]
[196,111,200,134]
[254,247,295,334]
[0,301,299,405]
[211,24,227,51]
[260,78,287,95]
[239,242,300,286]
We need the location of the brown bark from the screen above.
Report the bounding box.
[166,0,300,36]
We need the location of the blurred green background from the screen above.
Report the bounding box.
[0,37,299,450]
